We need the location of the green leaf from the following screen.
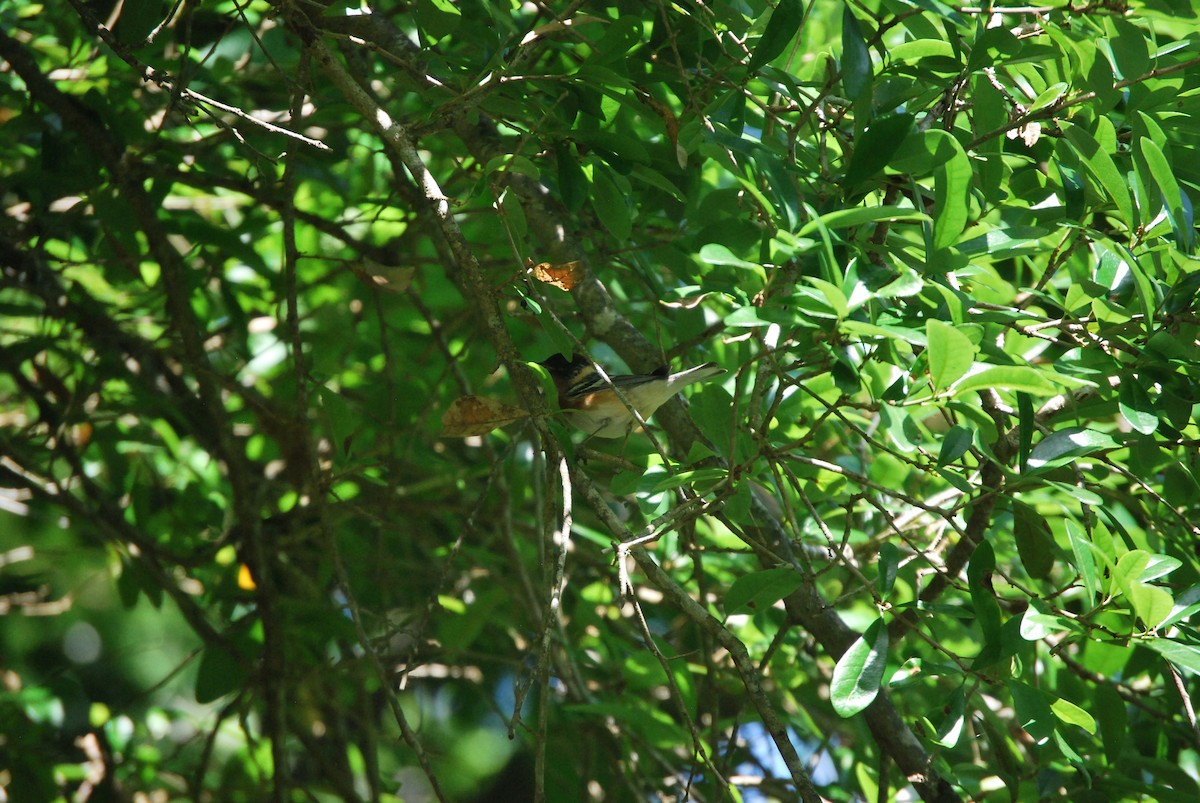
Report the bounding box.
[1104,18,1149,80]
[1111,550,1175,628]
[798,205,929,236]
[1007,680,1056,744]
[1017,392,1034,472]
[1095,685,1128,764]
[1144,639,1200,677]
[699,243,762,271]
[417,0,462,38]
[831,618,888,717]
[557,141,588,212]
[844,113,914,190]
[877,542,899,598]
[936,425,973,466]
[1012,501,1055,579]
[841,4,872,100]
[1137,136,1191,252]
[113,0,163,45]
[1118,377,1158,434]
[876,268,924,298]
[1028,81,1068,113]
[968,540,1003,667]
[1126,583,1174,629]
[747,0,805,72]
[931,133,971,250]
[808,277,849,319]
[724,567,803,615]
[1065,518,1100,602]
[952,366,1059,396]
[1063,122,1134,228]
[1138,554,1182,583]
[1019,599,1074,641]
[1160,584,1200,630]
[1055,158,1087,223]
[957,226,1049,260]
[638,467,728,494]
[931,687,966,747]
[499,189,527,238]
[1027,427,1118,470]
[590,165,632,241]
[925,319,977,391]
[1051,697,1096,735]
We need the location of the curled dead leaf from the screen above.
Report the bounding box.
[442,395,529,437]
[529,259,583,291]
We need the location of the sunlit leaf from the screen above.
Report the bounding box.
[1027,427,1118,469]
[926,319,977,391]
[831,618,888,717]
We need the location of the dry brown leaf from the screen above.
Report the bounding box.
[529,259,583,291]
[442,395,528,437]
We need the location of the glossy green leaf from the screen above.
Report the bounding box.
[638,466,728,494]
[1118,377,1159,435]
[700,243,762,271]
[1127,583,1174,629]
[1019,599,1074,641]
[1160,585,1200,630]
[1050,697,1096,735]
[1007,680,1056,744]
[1105,18,1149,80]
[931,134,970,250]
[831,618,888,717]
[1111,550,1175,628]
[1063,122,1134,228]
[808,277,849,319]
[1144,639,1200,677]
[953,366,1059,396]
[798,205,929,236]
[956,226,1048,259]
[936,425,973,466]
[1137,136,1191,253]
[1027,427,1118,470]
[1065,519,1100,602]
[1138,554,1182,584]
[926,319,977,391]
[931,687,966,747]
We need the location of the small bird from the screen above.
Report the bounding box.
[540,353,725,438]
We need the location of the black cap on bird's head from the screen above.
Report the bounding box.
[539,352,584,376]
